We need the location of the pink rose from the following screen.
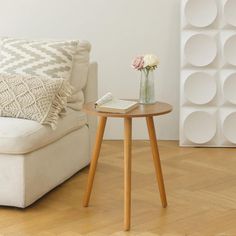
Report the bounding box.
[132,56,144,70]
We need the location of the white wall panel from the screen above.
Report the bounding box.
[180,0,236,146]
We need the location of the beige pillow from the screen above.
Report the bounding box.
[0,74,72,129]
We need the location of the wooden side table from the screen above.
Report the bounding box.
[82,101,172,231]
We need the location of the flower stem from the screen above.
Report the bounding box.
[144,69,150,103]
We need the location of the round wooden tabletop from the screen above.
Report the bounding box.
[83,101,173,118]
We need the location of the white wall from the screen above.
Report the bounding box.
[0,0,180,140]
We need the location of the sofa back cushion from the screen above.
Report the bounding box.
[68,41,91,110]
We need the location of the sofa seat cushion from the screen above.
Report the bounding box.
[0,109,87,154]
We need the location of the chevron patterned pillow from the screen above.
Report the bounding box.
[0,37,78,80]
[0,74,72,129]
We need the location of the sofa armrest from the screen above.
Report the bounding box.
[84,62,98,155]
[84,62,98,103]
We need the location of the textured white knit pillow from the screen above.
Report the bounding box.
[0,74,72,129]
[0,37,78,80]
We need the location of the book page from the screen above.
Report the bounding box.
[100,99,137,109]
[95,92,113,107]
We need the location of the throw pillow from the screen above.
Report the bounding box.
[0,74,73,129]
[0,37,78,80]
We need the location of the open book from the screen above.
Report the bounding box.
[95,93,138,113]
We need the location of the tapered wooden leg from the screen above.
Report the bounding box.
[146,116,167,208]
[83,116,107,207]
[124,118,132,231]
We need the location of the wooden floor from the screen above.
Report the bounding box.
[1,141,236,235]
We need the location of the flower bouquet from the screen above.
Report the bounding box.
[132,54,159,104]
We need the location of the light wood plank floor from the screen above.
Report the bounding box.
[1,141,236,236]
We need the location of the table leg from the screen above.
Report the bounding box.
[146,116,167,208]
[124,117,132,231]
[83,116,107,207]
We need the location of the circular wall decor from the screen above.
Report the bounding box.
[224,0,236,27]
[223,112,236,143]
[184,111,216,144]
[185,34,217,67]
[224,35,236,66]
[223,73,236,104]
[185,0,218,28]
[184,72,216,105]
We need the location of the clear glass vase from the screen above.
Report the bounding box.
[139,69,156,104]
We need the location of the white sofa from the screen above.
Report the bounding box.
[0,41,97,208]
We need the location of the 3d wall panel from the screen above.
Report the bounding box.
[180,0,236,147]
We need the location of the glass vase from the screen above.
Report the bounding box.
[139,69,156,104]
